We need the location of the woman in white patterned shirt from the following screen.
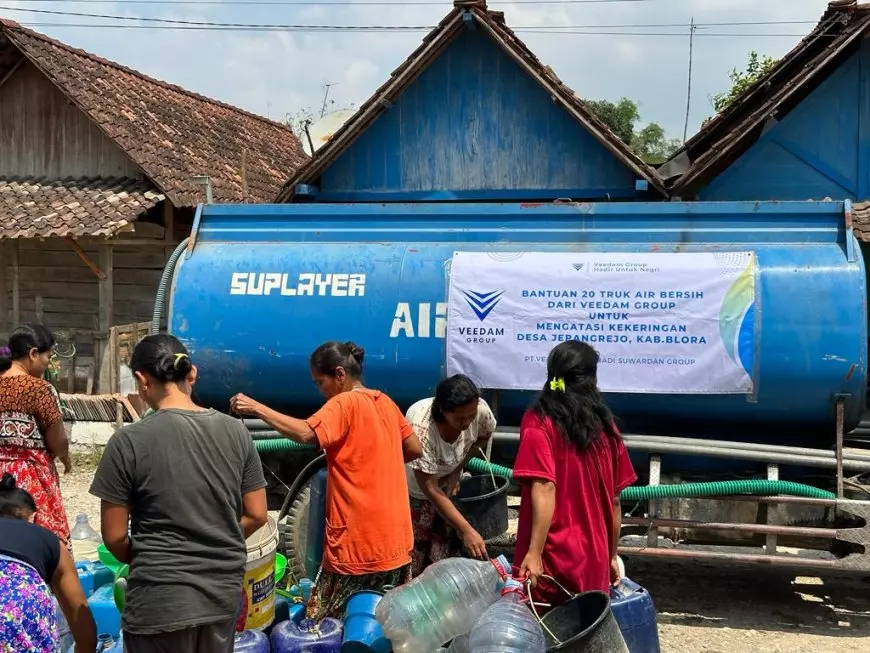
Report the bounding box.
[405,375,496,576]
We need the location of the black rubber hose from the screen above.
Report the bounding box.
[276,454,326,523]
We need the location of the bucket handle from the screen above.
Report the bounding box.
[523,574,575,648]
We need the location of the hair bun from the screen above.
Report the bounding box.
[345,342,365,364]
[0,473,16,491]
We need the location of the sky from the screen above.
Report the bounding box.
[1,0,833,139]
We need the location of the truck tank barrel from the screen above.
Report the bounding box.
[169,201,867,440]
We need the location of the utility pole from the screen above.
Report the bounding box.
[320,81,338,118]
[682,18,697,143]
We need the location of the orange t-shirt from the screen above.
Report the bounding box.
[307,389,414,575]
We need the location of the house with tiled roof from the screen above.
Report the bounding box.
[0,19,307,392]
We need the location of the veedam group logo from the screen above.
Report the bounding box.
[456,289,505,344]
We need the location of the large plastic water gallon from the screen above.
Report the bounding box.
[70,514,102,562]
[468,579,545,652]
[610,578,661,653]
[271,617,342,653]
[234,629,270,653]
[375,556,510,653]
[445,633,470,652]
[88,583,122,639]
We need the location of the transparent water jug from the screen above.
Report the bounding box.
[468,579,545,653]
[70,514,102,562]
[375,556,510,653]
[445,633,470,653]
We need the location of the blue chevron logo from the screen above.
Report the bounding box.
[462,290,504,322]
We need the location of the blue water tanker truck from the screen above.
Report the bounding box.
[159,200,870,576]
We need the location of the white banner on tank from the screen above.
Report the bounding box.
[445,251,756,394]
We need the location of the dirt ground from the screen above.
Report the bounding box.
[61,461,870,652]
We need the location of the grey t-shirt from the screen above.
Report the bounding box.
[89,408,267,635]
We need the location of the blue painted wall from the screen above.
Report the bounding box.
[316,26,642,202]
[700,40,870,202]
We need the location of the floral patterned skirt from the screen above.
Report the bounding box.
[0,556,57,653]
[305,564,412,622]
[0,447,70,551]
[410,496,464,578]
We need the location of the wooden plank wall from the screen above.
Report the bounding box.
[0,62,142,178]
[2,237,169,392]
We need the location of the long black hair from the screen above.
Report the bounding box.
[0,473,37,520]
[431,374,480,423]
[0,324,55,373]
[129,334,193,383]
[310,341,365,378]
[530,341,618,451]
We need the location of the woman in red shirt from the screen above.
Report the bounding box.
[515,341,636,609]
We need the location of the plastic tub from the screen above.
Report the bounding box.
[453,475,510,541]
[541,591,628,653]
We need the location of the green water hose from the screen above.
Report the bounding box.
[464,454,836,499]
[252,438,837,500]
[253,438,316,452]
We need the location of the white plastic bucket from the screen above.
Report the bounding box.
[243,516,278,630]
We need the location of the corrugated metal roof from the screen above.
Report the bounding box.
[276,0,666,201]
[60,393,135,422]
[663,0,870,196]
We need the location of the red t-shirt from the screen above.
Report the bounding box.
[514,411,637,606]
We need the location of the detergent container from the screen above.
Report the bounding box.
[271,617,343,653]
[244,516,279,630]
[234,629,270,653]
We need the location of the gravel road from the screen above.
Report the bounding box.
[60,461,870,652]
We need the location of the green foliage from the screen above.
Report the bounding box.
[631,123,683,166]
[585,97,680,164]
[585,97,640,145]
[711,51,779,113]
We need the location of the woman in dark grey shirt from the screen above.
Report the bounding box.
[90,335,268,653]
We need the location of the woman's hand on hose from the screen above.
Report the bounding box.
[519,551,543,588]
[230,393,261,417]
[460,525,488,560]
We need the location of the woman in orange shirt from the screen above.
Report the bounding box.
[230,341,422,620]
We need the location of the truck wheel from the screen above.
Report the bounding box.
[279,480,312,583]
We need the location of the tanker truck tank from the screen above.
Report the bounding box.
[167,201,867,445]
